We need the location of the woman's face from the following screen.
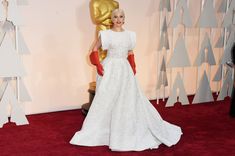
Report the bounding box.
[112,11,125,28]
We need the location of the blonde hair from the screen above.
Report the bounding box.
[111,8,125,20]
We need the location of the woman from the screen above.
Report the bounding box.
[70,9,182,151]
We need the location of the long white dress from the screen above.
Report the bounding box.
[70,29,182,151]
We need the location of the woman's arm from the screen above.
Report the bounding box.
[90,37,103,76]
[127,50,136,75]
[92,37,102,51]
[128,50,134,56]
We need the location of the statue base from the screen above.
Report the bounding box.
[81,82,96,115]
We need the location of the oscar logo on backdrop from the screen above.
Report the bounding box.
[81,0,119,115]
[0,0,31,127]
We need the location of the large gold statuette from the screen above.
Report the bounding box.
[90,0,119,60]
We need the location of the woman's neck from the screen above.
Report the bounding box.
[111,27,124,32]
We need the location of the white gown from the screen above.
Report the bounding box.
[70,29,182,151]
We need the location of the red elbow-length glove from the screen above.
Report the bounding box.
[89,51,104,76]
[127,54,136,75]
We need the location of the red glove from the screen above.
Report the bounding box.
[127,54,136,75]
[89,51,104,76]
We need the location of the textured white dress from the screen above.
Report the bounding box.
[70,29,182,151]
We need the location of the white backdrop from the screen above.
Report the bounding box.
[16,0,223,115]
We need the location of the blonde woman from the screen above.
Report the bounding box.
[70,9,182,151]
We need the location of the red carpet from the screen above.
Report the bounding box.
[0,96,235,156]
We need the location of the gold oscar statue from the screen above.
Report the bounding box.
[81,0,119,115]
[90,0,119,60]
